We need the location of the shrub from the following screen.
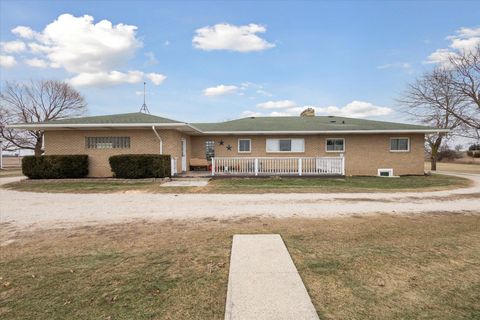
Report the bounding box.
[22,155,89,179]
[467,144,480,158]
[437,148,461,161]
[109,154,171,179]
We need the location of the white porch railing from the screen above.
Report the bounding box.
[211,156,344,176]
[171,157,178,176]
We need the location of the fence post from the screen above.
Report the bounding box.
[340,154,345,176]
[254,158,258,176]
[211,158,215,176]
[298,158,302,176]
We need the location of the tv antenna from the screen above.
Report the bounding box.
[139,81,150,114]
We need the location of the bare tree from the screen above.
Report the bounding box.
[447,46,480,132]
[398,68,466,170]
[0,80,87,156]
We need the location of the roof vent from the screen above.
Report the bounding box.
[250,116,255,119]
[300,108,315,117]
[327,115,334,118]
[330,120,336,123]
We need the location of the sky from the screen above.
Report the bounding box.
[1,0,479,126]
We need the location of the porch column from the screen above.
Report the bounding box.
[211,158,216,176]
[254,158,258,176]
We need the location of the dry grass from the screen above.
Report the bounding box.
[425,161,480,174]
[1,214,479,319]
[3,174,470,194]
[0,169,23,178]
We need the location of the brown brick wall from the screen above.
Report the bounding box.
[44,129,189,177]
[190,134,425,176]
[45,130,425,177]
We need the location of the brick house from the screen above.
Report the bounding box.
[9,111,447,177]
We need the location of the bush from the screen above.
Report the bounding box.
[437,148,461,161]
[22,155,89,179]
[467,144,480,158]
[109,154,171,179]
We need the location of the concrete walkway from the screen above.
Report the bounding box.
[225,235,319,320]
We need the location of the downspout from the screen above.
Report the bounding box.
[151,126,163,154]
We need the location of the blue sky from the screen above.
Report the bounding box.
[1,0,479,124]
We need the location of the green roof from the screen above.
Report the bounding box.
[15,112,441,133]
[38,112,182,125]
[192,116,436,132]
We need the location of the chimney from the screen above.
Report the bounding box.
[300,108,315,117]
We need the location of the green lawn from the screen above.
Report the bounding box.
[3,174,470,193]
[1,214,479,319]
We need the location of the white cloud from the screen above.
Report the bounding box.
[316,101,392,118]
[241,100,392,118]
[257,100,297,109]
[377,62,411,70]
[193,23,275,52]
[7,14,167,87]
[1,40,26,53]
[204,84,238,96]
[69,70,145,87]
[146,73,166,85]
[0,55,17,68]
[427,26,480,65]
[144,51,158,65]
[24,58,48,68]
[35,14,141,73]
[11,26,35,39]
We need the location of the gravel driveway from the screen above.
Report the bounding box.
[1,172,479,232]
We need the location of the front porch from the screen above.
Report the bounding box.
[171,156,345,177]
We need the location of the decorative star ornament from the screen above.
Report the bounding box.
[219,140,224,146]
[226,145,232,151]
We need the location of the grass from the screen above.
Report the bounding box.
[2,174,470,193]
[425,161,480,174]
[1,214,479,319]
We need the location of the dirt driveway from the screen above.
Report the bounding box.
[1,172,479,232]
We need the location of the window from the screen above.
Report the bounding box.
[86,136,130,149]
[238,139,251,153]
[326,138,345,152]
[390,137,409,152]
[205,140,215,160]
[378,168,394,177]
[266,139,304,152]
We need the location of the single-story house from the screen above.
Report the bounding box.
[9,109,448,177]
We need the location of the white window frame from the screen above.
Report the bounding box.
[390,137,410,152]
[378,168,394,177]
[238,138,252,153]
[266,138,305,153]
[325,138,345,153]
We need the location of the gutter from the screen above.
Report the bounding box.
[151,126,163,154]
[200,129,451,135]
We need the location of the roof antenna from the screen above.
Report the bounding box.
[139,81,150,114]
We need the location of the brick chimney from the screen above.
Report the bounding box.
[300,108,315,117]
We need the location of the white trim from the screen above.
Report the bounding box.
[265,138,305,153]
[201,129,450,135]
[325,138,345,153]
[237,138,252,153]
[390,137,410,152]
[378,168,394,177]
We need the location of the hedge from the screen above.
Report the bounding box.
[109,154,171,179]
[22,155,89,179]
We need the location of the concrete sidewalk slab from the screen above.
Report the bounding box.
[225,234,319,320]
[160,180,209,187]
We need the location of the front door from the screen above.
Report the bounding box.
[181,139,187,172]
